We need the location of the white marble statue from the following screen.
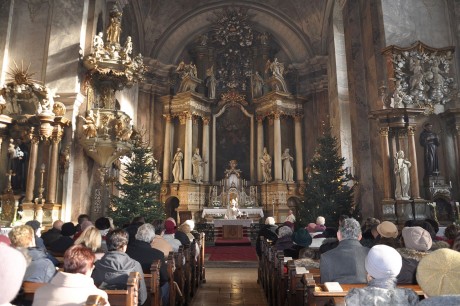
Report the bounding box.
[282,148,294,182]
[93,32,104,57]
[260,147,272,183]
[394,150,411,200]
[252,71,264,98]
[123,36,133,60]
[172,147,183,183]
[226,198,241,220]
[206,66,217,99]
[192,148,206,184]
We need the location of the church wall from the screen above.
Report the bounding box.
[0,1,12,84]
[381,0,453,48]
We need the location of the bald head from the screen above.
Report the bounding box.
[53,220,64,230]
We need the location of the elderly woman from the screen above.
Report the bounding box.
[9,225,56,283]
[74,226,104,260]
[275,225,293,253]
[345,245,419,305]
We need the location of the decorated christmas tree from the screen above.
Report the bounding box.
[109,133,164,226]
[297,126,358,227]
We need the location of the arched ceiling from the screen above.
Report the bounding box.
[124,0,333,65]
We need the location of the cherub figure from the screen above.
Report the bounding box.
[81,110,98,139]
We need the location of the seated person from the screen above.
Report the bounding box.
[284,228,312,259]
[50,222,76,254]
[319,227,339,254]
[315,216,326,232]
[163,219,182,252]
[26,220,46,250]
[416,248,460,305]
[95,217,111,252]
[345,245,419,305]
[124,216,145,246]
[74,226,105,260]
[41,220,63,248]
[92,229,147,305]
[256,217,278,258]
[0,243,27,306]
[151,219,173,257]
[33,245,109,306]
[126,223,169,305]
[275,225,293,252]
[320,218,369,284]
[9,225,56,283]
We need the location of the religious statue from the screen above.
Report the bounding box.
[394,150,411,200]
[81,110,98,139]
[226,198,241,220]
[106,12,122,45]
[206,66,217,99]
[172,147,183,183]
[252,71,264,98]
[265,58,288,92]
[93,32,105,58]
[192,148,206,184]
[282,148,294,182]
[419,123,440,176]
[260,147,272,183]
[122,36,133,61]
[152,165,162,184]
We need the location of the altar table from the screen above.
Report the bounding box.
[212,219,253,228]
[201,208,264,218]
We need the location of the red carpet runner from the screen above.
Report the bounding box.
[205,245,258,261]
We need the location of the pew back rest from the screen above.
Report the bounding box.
[105,271,140,306]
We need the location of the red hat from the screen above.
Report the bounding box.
[164,220,176,234]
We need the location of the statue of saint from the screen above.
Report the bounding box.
[282,148,294,182]
[260,147,272,183]
[252,71,264,98]
[192,148,206,184]
[394,150,411,200]
[172,148,183,183]
[206,66,217,99]
[93,32,104,57]
[106,15,121,45]
[419,123,440,176]
[123,36,133,60]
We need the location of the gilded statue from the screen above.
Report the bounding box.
[81,110,98,139]
[106,13,121,45]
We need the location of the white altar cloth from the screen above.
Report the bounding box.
[213,219,253,228]
[202,208,264,218]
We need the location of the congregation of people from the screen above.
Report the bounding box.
[0,214,201,306]
[257,212,460,305]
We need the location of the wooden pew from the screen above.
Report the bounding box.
[21,281,46,303]
[189,240,198,297]
[276,251,288,306]
[302,274,425,306]
[86,295,108,305]
[182,244,192,304]
[173,247,185,305]
[105,271,140,306]
[167,252,177,306]
[257,235,265,286]
[198,232,206,284]
[149,260,161,306]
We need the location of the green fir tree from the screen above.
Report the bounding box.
[297,127,358,228]
[109,135,164,226]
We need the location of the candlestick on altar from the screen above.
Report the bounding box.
[450,181,452,188]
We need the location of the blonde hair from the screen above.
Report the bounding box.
[9,225,34,248]
[178,223,191,234]
[74,226,102,253]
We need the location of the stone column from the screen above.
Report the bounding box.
[456,126,460,175]
[407,126,420,199]
[294,115,304,182]
[273,112,282,181]
[184,113,193,181]
[257,117,264,182]
[202,117,210,183]
[379,127,392,200]
[162,115,172,182]
[24,136,40,203]
[47,135,62,203]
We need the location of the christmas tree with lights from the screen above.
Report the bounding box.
[297,126,358,227]
[109,133,165,226]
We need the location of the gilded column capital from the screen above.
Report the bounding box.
[256,116,264,123]
[379,127,389,137]
[178,114,187,125]
[294,114,303,122]
[407,126,416,136]
[163,114,172,122]
[202,117,210,125]
[273,111,281,120]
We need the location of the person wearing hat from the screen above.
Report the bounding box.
[345,245,419,305]
[9,225,56,283]
[284,228,312,259]
[50,222,76,254]
[256,217,278,258]
[162,218,181,252]
[0,243,27,306]
[396,226,432,284]
[320,218,370,284]
[26,220,46,250]
[416,248,460,305]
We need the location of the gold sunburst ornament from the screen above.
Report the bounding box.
[5,60,41,85]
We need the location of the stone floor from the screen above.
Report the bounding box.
[190,267,268,306]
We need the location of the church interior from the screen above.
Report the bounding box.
[0,0,460,229]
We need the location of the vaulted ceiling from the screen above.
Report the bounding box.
[122,0,334,64]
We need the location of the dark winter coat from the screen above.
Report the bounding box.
[256,225,278,257]
[126,239,169,285]
[92,251,147,305]
[41,228,62,248]
[396,248,430,284]
[417,295,460,305]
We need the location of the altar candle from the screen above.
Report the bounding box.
[456,202,459,207]
[450,181,452,188]
[432,182,435,188]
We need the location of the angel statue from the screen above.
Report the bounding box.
[80,110,98,139]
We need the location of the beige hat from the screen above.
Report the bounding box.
[0,243,28,304]
[376,221,398,238]
[402,226,432,251]
[416,248,460,296]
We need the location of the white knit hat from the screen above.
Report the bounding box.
[0,243,28,304]
[365,244,402,279]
